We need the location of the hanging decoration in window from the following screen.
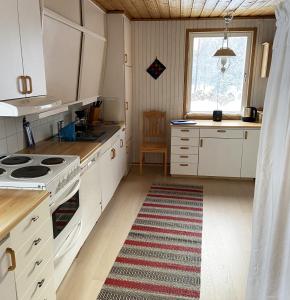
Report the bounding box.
[147,58,166,80]
[213,13,236,73]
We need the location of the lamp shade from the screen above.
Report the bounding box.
[213,47,236,57]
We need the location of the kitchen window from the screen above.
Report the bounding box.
[184,29,256,116]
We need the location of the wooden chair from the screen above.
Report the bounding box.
[140,111,167,176]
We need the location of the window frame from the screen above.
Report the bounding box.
[183,28,257,119]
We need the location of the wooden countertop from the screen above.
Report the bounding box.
[20,139,102,163]
[0,190,49,240]
[170,120,262,128]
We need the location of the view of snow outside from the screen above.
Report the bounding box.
[190,36,248,113]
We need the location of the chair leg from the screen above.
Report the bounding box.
[164,150,167,176]
[140,151,143,175]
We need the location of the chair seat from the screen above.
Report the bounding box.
[141,142,167,152]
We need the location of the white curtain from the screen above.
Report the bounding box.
[247,1,290,299]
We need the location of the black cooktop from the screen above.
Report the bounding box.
[0,168,6,175]
[11,166,50,179]
[41,157,65,165]
[2,156,32,165]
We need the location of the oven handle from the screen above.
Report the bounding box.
[51,179,81,211]
[54,221,82,260]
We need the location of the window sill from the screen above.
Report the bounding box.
[185,112,241,120]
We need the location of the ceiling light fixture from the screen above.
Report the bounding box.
[213,13,236,73]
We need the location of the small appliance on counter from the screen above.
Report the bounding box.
[213,110,223,122]
[241,106,257,122]
[75,109,89,132]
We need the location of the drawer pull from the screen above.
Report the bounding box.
[35,259,43,267]
[31,216,39,223]
[37,279,45,288]
[200,139,203,147]
[180,155,188,158]
[180,164,188,167]
[181,129,189,132]
[33,238,42,246]
[217,129,226,133]
[180,147,189,149]
[180,138,189,141]
[6,248,16,271]
[245,131,248,140]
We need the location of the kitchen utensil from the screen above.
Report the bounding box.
[23,117,35,147]
[241,107,257,122]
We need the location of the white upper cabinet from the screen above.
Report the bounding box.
[18,0,46,98]
[124,16,132,67]
[0,0,46,101]
[241,129,260,178]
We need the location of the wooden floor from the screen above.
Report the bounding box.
[57,166,254,300]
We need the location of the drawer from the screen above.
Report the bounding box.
[171,137,199,147]
[200,129,243,139]
[171,145,199,155]
[15,219,53,272]
[16,239,54,294]
[39,280,56,300]
[171,163,198,176]
[11,198,50,250]
[171,154,198,164]
[171,127,199,138]
[21,260,54,300]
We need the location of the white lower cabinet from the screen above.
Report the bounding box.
[0,235,17,300]
[241,129,260,178]
[198,138,243,177]
[170,126,260,178]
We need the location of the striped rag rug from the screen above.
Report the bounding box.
[97,183,203,300]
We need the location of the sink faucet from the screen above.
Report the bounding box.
[57,120,64,142]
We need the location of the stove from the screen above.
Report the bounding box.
[0,154,80,194]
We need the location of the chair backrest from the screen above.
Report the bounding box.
[143,111,166,140]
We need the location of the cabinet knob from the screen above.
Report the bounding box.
[37,279,45,288]
[31,216,39,223]
[33,238,42,246]
[6,248,16,271]
[35,259,43,267]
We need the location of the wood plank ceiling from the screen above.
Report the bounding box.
[93,0,276,19]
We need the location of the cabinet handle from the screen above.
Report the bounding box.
[180,155,188,158]
[124,53,128,64]
[180,147,189,150]
[33,238,42,246]
[180,138,189,141]
[245,131,248,140]
[120,139,124,148]
[6,248,16,271]
[200,139,203,147]
[180,164,188,167]
[125,102,129,110]
[26,76,33,94]
[35,259,43,267]
[181,129,189,132]
[217,129,226,133]
[31,216,39,223]
[18,76,27,94]
[111,148,116,160]
[37,279,45,288]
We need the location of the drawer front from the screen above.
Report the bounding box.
[200,129,243,139]
[171,163,198,176]
[171,128,199,138]
[16,239,54,294]
[15,219,53,272]
[171,154,198,164]
[11,198,50,250]
[21,260,54,300]
[171,137,199,147]
[171,145,199,155]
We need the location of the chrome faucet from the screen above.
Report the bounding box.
[57,120,64,142]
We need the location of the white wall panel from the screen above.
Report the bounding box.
[132,18,276,163]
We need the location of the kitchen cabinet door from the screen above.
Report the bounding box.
[124,16,132,66]
[198,138,243,177]
[18,0,47,97]
[100,147,119,211]
[80,155,102,241]
[117,129,127,179]
[0,236,17,300]
[125,66,133,142]
[0,0,24,100]
[241,130,260,178]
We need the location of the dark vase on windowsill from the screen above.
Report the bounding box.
[213,110,223,122]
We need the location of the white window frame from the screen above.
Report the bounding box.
[185,29,256,116]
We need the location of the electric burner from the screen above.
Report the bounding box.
[2,156,31,165]
[11,166,50,179]
[0,168,6,175]
[41,157,65,165]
